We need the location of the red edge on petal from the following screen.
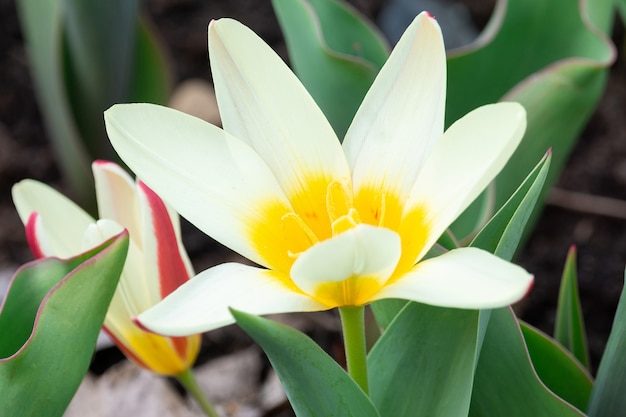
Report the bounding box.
[424,11,435,19]
[138,181,191,297]
[25,212,45,259]
[523,276,535,299]
[138,182,191,358]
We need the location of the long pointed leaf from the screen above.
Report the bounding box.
[470,151,551,260]
[554,245,590,369]
[16,0,93,205]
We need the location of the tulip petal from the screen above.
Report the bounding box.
[290,225,401,307]
[373,247,533,309]
[92,160,142,240]
[406,102,527,261]
[136,263,328,336]
[137,181,194,301]
[209,19,350,200]
[344,12,446,199]
[105,103,292,268]
[12,180,95,258]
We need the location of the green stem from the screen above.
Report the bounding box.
[176,368,220,417]
[339,305,369,394]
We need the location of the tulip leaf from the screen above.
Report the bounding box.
[16,0,171,208]
[554,245,590,369]
[62,0,140,160]
[63,0,171,161]
[0,232,128,416]
[447,0,614,231]
[16,0,93,206]
[232,309,380,417]
[586,273,626,417]
[469,307,586,416]
[520,322,592,412]
[470,151,551,261]
[368,302,479,417]
[272,0,389,138]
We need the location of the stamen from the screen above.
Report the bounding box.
[326,180,352,224]
[281,212,319,257]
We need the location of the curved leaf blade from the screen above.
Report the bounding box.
[0,232,128,416]
[521,322,593,412]
[232,309,380,417]
[469,308,586,416]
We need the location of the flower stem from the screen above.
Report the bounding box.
[339,306,369,394]
[176,368,220,417]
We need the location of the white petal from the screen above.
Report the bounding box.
[290,225,401,295]
[343,12,446,198]
[136,263,328,336]
[374,247,533,309]
[210,19,350,199]
[92,161,142,241]
[406,102,526,260]
[12,180,95,258]
[105,103,292,268]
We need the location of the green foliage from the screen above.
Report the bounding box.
[520,322,592,412]
[0,232,128,417]
[555,246,590,369]
[470,151,551,260]
[272,0,389,138]
[368,303,479,417]
[587,273,626,416]
[447,0,614,234]
[16,0,171,209]
[232,309,380,417]
[469,308,586,416]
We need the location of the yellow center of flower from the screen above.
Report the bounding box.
[250,175,430,306]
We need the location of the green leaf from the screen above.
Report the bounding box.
[272,0,389,138]
[520,322,593,412]
[62,0,171,164]
[128,17,172,106]
[62,0,140,160]
[16,0,93,206]
[587,273,626,417]
[470,151,551,261]
[447,0,614,231]
[0,232,128,417]
[469,308,586,416]
[554,245,590,369]
[232,309,380,417]
[368,302,479,417]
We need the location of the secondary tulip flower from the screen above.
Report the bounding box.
[105,13,533,337]
[12,161,200,375]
